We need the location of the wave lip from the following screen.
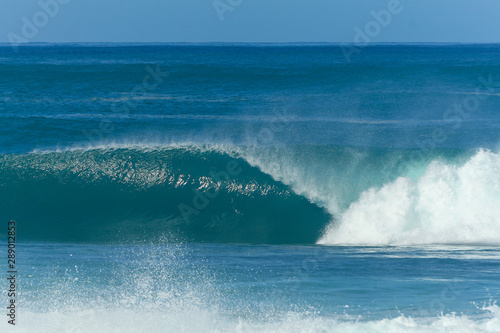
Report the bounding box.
[318,149,500,246]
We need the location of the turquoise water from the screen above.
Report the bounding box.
[0,44,500,332]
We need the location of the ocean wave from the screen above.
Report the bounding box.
[0,143,498,245]
[0,146,329,244]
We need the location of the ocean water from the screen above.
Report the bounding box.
[0,44,500,332]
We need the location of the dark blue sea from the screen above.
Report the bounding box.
[0,44,499,332]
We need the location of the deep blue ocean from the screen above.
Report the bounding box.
[0,44,499,332]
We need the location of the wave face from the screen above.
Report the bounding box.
[318,149,500,246]
[0,146,330,244]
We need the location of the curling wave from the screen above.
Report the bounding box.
[0,146,330,244]
[0,144,498,245]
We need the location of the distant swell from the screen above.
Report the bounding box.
[0,146,331,244]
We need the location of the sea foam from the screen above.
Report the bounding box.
[319,149,500,245]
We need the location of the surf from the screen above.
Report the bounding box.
[318,148,500,246]
[0,143,498,246]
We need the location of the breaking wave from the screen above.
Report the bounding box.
[0,143,498,245]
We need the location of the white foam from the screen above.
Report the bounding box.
[2,304,499,333]
[319,149,500,246]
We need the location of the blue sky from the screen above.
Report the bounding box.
[1,0,500,43]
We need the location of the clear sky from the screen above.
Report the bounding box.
[1,0,500,44]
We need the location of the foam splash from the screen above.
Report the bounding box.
[319,149,500,246]
[2,304,499,333]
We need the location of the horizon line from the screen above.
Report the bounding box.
[2,41,500,47]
